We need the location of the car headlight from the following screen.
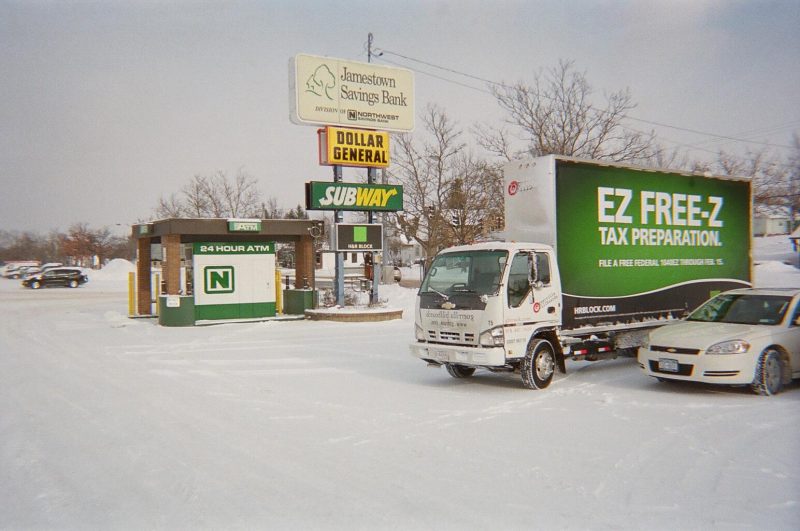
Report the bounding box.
[415,324,426,342]
[479,326,505,347]
[706,340,750,355]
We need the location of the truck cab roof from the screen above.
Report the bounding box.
[439,241,554,254]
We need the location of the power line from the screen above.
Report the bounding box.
[374,47,797,151]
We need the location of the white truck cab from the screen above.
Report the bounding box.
[410,242,566,389]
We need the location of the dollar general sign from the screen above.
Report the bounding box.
[319,126,390,168]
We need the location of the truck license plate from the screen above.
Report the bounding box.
[433,349,449,362]
[658,358,679,373]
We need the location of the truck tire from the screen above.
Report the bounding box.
[521,339,555,389]
[445,363,476,378]
[751,348,784,396]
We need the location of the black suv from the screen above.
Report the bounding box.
[22,268,89,289]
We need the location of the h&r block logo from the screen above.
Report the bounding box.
[204,266,235,294]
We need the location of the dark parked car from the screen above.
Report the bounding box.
[22,268,88,289]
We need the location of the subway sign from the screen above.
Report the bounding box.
[306,181,403,212]
[336,224,383,251]
[319,126,389,168]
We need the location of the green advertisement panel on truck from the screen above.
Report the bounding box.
[410,156,752,389]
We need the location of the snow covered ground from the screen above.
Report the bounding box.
[1,237,798,529]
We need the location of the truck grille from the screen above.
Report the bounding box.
[426,330,476,345]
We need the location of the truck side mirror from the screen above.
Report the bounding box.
[527,254,543,289]
[536,254,551,285]
[528,253,549,288]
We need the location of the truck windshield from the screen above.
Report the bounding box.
[420,251,507,297]
[686,293,791,325]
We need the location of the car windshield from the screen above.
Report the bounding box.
[420,251,507,297]
[686,293,792,325]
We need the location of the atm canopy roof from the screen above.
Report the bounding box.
[133,218,320,243]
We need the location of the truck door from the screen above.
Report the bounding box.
[505,251,561,326]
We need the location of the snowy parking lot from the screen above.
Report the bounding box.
[1,238,799,529]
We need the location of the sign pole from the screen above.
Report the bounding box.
[333,165,345,306]
[367,167,379,304]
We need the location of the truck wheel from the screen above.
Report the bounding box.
[521,339,555,389]
[751,349,784,396]
[69,279,79,288]
[445,363,476,378]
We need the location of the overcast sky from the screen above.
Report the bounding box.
[1,0,798,234]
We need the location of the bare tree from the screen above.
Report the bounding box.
[60,223,115,267]
[154,170,264,219]
[480,60,656,164]
[389,105,501,264]
[262,197,283,219]
[444,157,504,245]
[704,143,800,230]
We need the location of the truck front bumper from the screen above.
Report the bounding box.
[410,341,507,367]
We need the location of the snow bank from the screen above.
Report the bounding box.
[754,234,796,264]
[84,259,135,291]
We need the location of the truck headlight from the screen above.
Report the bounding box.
[479,326,504,347]
[706,340,750,355]
[415,324,426,342]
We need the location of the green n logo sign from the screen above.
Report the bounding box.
[204,266,235,294]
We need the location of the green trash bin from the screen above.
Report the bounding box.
[158,295,196,326]
[283,289,318,315]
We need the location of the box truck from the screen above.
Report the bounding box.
[409,155,752,389]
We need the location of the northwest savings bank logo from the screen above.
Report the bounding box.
[204,266,235,294]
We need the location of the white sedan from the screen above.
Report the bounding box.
[639,288,800,395]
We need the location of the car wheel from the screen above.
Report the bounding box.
[521,339,556,389]
[445,363,475,378]
[751,349,784,396]
[31,280,41,289]
[69,279,78,288]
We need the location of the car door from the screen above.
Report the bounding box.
[53,269,69,286]
[504,250,560,326]
[783,296,800,378]
[41,270,57,286]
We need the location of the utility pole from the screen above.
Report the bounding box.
[367,32,383,303]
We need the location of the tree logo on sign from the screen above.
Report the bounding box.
[306,64,336,100]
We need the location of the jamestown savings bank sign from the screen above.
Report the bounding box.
[289,53,415,132]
